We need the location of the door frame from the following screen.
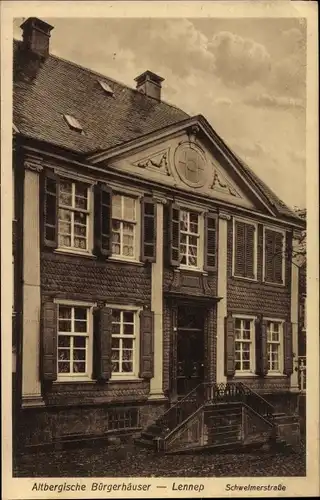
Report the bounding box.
[169,297,216,401]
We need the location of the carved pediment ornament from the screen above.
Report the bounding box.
[174,142,207,188]
[211,164,241,198]
[134,149,170,175]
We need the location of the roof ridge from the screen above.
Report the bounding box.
[13,38,189,117]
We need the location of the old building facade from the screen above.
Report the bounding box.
[13,18,305,449]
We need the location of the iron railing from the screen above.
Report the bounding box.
[155,382,276,437]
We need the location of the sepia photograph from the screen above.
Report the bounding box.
[1,1,319,498]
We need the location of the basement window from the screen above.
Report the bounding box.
[99,80,114,96]
[63,114,83,133]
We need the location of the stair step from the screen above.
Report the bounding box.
[134,438,157,449]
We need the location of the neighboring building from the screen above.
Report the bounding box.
[13,18,306,449]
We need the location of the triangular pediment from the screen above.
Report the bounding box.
[88,117,277,216]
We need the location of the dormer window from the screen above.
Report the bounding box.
[63,114,83,133]
[99,80,114,96]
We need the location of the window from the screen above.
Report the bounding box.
[234,318,255,372]
[112,194,137,259]
[99,80,114,96]
[111,309,137,375]
[267,321,283,372]
[107,408,139,430]
[264,227,285,284]
[57,305,91,378]
[63,114,83,132]
[180,209,200,267]
[233,219,257,279]
[58,180,90,251]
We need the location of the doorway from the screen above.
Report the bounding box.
[176,305,205,396]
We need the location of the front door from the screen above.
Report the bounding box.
[176,305,205,396]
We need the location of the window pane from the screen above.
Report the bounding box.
[58,335,70,347]
[58,349,70,360]
[189,255,197,266]
[123,349,133,361]
[112,338,120,349]
[112,361,119,372]
[243,330,250,340]
[59,235,71,247]
[73,362,86,373]
[190,212,198,224]
[190,223,198,234]
[112,323,120,335]
[242,361,250,370]
[123,338,133,349]
[122,362,133,372]
[59,307,72,319]
[123,311,134,323]
[235,361,241,370]
[58,320,71,332]
[74,212,86,224]
[75,196,87,210]
[235,319,241,330]
[112,310,121,323]
[58,361,70,373]
[74,308,86,320]
[112,243,121,255]
[74,237,87,250]
[244,320,251,330]
[59,221,71,234]
[112,195,122,219]
[73,349,86,361]
[59,208,71,221]
[74,336,86,348]
[74,320,87,333]
[123,197,135,220]
[273,323,280,333]
[74,224,86,236]
[123,323,134,335]
[59,191,72,206]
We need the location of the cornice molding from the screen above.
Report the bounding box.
[219,212,231,221]
[24,156,43,173]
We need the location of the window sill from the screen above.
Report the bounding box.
[265,373,286,378]
[110,376,144,383]
[179,265,207,275]
[54,248,96,259]
[232,275,258,283]
[234,372,259,378]
[54,378,95,384]
[263,280,286,288]
[109,257,144,266]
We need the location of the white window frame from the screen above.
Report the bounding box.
[54,299,96,382]
[106,304,142,381]
[55,172,94,257]
[177,203,205,272]
[265,317,284,375]
[232,217,258,281]
[233,314,257,376]
[111,193,141,263]
[262,225,286,286]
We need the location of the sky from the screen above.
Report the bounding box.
[13,16,307,209]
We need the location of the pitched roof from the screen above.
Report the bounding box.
[13,40,189,154]
[13,40,303,224]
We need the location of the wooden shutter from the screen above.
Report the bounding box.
[141,197,157,263]
[93,307,112,381]
[169,203,180,267]
[41,300,58,381]
[283,321,293,376]
[139,309,154,379]
[94,183,112,257]
[274,231,284,284]
[204,212,217,271]
[224,315,235,377]
[245,224,255,279]
[264,229,275,282]
[234,221,245,277]
[42,169,59,249]
[255,317,268,376]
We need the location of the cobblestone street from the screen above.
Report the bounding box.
[14,443,306,478]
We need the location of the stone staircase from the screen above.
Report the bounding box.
[135,382,301,454]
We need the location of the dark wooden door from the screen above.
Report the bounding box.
[176,306,204,396]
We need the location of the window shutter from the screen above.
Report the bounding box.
[93,307,112,381]
[234,221,245,276]
[204,212,217,271]
[245,224,255,279]
[274,231,284,284]
[94,183,112,257]
[139,309,154,379]
[141,197,157,263]
[283,321,293,376]
[264,229,275,282]
[42,169,59,249]
[41,300,57,381]
[255,317,268,376]
[224,315,235,377]
[169,203,180,267]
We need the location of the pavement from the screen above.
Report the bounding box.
[14,442,306,477]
